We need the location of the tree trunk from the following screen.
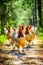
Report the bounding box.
[32,0,37,27]
[38,0,42,27]
[1,14,5,34]
[0,2,6,34]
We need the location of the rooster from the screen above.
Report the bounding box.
[4,25,10,40]
[29,26,35,40]
[25,26,31,46]
[5,25,13,40]
[15,37,27,53]
[11,28,18,45]
[13,25,27,52]
[25,26,31,42]
[25,25,35,46]
[29,26,36,45]
[4,25,11,40]
[4,25,14,42]
[5,25,11,40]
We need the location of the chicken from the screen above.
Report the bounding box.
[16,37,26,48]
[29,26,35,40]
[25,26,31,42]
[25,25,35,46]
[29,26,35,45]
[26,34,31,42]
[15,37,27,53]
[6,25,10,40]
[4,25,25,52]
[11,28,18,45]
[12,25,27,52]
[4,25,14,41]
[4,25,11,40]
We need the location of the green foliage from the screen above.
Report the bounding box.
[0,0,38,34]
[0,35,7,45]
[36,27,43,40]
[2,0,33,28]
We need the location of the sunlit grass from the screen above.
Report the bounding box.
[36,27,43,40]
[0,35,7,45]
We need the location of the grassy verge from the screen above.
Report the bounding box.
[36,27,43,40]
[0,35,7,45]
[36,27,43,47]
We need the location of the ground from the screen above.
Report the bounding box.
[0,36,43,65]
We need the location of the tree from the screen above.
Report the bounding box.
[38,0,42,27]
[41,0,43,27]
[33,0,37,27]
[0,0,34,34]
[0,0,17,34]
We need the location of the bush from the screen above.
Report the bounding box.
[36,27,43,40]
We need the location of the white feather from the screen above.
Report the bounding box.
[4,27,8,34]
[14,32,18,38]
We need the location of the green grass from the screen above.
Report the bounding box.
[0,35,7,45]
[36,27,43,40]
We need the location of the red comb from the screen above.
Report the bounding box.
[29,25,32,30]
[25,26,29,34]
[22,25,24,30]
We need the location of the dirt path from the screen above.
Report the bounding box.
[0,45,43,65]
[0,36,43,65]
